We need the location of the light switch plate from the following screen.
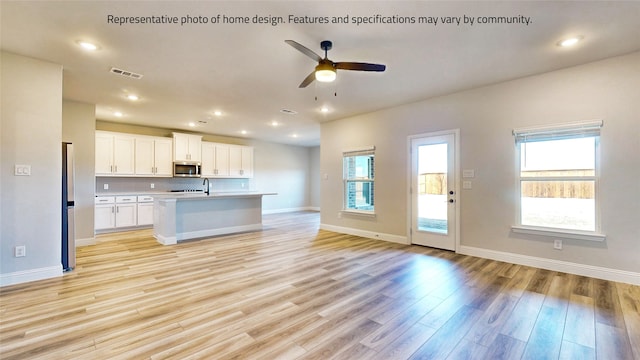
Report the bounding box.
[463,181,472,189]
[14,165,31,176]
[462,169,475,178]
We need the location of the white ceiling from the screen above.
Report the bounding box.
[2,1,639,147]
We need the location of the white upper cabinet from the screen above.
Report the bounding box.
[201,142,231,177]
[96,131,251,178]
[154,139,173,175]
[135,136,173,177]
[95,131,135,176]
[229,145,253,178]
[173,133,202,162]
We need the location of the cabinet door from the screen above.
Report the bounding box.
[214,144,230,177]
[135,137,155,176]
[241,146,253,178]
[200,142,216,176]
[137,203,154,226]
[173,133,190,161]
[113,136,135,175]
[229,145,242,177]
[115,203,137,227]
[188,136,202,162]
[95,133,114,175]
[153,139,173,176]
[229,145,252,178]
[95,204,115,229]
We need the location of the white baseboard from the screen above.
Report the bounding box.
[458,245,640,286]
[155,224,264,246]
[76,237,95,247]
[263,207,320,214]
[0,265,62,287]
[154,233,176,245]
[320,223,409,245]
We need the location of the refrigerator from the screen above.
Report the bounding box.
[62,142,76,271]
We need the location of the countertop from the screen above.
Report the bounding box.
[95,191,270,197]
[154,191,277,201]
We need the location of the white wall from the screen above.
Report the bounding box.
[252,141,312,212]
[62,100,96,245]
[320,51,640,281]
[1,52,63,285]
[309,146,321,210]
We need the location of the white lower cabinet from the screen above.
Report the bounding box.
[137,196,154,226]
[95,195,153,231]
[115,196,137,228]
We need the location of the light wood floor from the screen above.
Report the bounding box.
[1,211,638,359]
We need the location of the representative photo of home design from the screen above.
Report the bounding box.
[1,1,639,359]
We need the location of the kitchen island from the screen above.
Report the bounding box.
[153,192,276,245]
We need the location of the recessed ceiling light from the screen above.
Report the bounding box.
[557,36,583,47]
[291,133,298,138]
[114,111,123,117]
[241,130,248,135]
[77,41,99,51]
[126,94,139,101]
[320,106,329,113]
[188,122,196,127]
[214,110,222,116]
[271,121,279,127]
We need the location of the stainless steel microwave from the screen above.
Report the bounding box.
[173,161,201,177]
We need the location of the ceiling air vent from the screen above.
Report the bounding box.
[280,108,297,115]
[110,67,143,79]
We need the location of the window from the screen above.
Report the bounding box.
[513,121,603,238]
[343,147,375,213]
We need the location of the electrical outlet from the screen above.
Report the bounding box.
[150,183,155,189]
[103,183,109,190]
[14,165,31,176]
[553,239,563,250]
[15,245,26,257]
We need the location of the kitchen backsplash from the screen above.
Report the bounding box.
[95,177,252,194]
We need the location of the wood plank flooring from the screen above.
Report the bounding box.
[1,211,638,359]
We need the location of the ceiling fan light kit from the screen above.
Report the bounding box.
[286,39,386,88]
[315,62,336,82]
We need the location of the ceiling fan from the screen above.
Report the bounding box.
[285,40,386,88]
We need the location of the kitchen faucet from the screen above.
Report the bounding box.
[202,178,210,195]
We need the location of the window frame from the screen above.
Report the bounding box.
[342,146,376,216]
[511,121,606,242]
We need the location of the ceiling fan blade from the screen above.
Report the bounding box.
[285,40,322,62]
[299,71,316,88]
[335,62,386,72]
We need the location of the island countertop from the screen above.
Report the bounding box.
[154,191,277,201]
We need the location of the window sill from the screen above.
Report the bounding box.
[511,225,606,242]
[340,210,376,218]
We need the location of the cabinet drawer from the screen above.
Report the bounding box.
[137,196,154,202]
[95,196,115,204]
[116,196,137,203]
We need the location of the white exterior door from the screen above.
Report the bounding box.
[409,130,459,251]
